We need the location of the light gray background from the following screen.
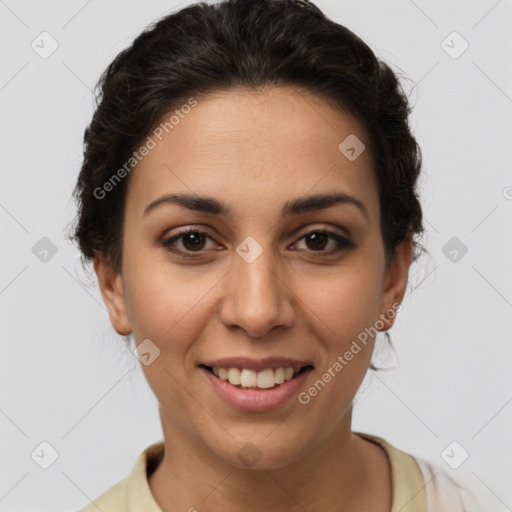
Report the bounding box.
[1,1,511,511]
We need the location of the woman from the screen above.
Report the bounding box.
[71,0,494,510]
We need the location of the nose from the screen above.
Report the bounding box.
[218,245,295,338]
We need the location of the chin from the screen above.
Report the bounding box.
[208,428,313,471]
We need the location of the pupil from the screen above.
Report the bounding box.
[183,233,205,251]
[306,233,327,251]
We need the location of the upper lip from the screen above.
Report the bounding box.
[200,357,314,373]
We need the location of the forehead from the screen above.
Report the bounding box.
[125,86,378,222]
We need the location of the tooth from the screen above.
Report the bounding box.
[240,369,257,387]
[284,367,294,381]
[227,368,241,386]
[257,369,276,389]
[213,366,301,388]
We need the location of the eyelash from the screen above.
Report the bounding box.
[161,228,355,259]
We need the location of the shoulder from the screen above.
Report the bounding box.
[412,455,502,512]
[74,440,165,512]
[75,477,129,512]
[355,432,501,512]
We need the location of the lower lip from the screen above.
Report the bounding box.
[200,367,312,412]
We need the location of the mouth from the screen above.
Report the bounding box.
[199,364,314,391]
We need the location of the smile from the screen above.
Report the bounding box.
[199,360,314,411]
[203,365,313,390]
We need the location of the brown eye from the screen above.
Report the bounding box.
[180,232,207,251]
[162,230,218,258]
[304,232,329,251]
[295,230,354,255]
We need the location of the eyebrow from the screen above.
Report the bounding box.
[143,192,369,221]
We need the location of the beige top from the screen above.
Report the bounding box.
[76,432,490,512]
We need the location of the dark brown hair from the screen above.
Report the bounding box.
[69,0,425,274]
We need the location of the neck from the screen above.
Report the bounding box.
[148,406,392,512]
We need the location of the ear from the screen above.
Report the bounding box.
[93,253,132,336]
[377,230,414,331]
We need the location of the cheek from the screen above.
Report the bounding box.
[122,261,215,411]
[122,250,221,350]
[296,257,384,345]
[293,267,382,422]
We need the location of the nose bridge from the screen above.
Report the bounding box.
[219,238,293,337]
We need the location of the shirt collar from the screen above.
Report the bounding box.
[126,440,165,512]
[354,431,427,512]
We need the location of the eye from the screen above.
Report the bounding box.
[161,227,354,260]
[293,229,354,255]
[161,229,220,258]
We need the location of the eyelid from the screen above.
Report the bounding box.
[161,224,354,258]
[161,227,220,258]
[293,223,351,240]
[292,228,354,253]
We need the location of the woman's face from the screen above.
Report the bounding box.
[95,86,412,469]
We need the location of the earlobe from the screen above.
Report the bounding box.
[93,254,132,336]
[378,230,414,331]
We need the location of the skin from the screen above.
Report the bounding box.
[94,85,413,512]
